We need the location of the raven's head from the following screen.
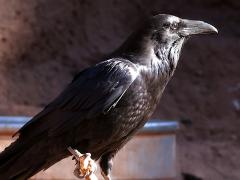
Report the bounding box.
[118,14,218,68]
[142,14,218,68]
[148,14,217,46]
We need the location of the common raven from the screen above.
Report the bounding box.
[0,14,217,180]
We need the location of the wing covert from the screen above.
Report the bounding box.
[17,58,139,136]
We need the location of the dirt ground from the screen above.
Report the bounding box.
[0,0,239,179]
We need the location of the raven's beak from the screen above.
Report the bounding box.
[179,19,218,36]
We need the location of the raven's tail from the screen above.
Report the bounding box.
[0,137,48,180]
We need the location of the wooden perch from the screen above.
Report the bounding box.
[68,147,98,180]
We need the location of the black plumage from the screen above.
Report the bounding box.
[0,14,217,180]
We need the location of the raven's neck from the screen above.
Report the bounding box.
[150,38,184,77]
[111,31,185,103]
[113,32,184,78]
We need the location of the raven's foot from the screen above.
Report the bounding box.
[100,154,113,180]
[68,147,98,180]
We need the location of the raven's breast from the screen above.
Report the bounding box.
[111,69,165,135]
[91,71,164,152]
[110,79,154,137]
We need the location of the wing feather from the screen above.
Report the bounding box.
[17,59,139,137]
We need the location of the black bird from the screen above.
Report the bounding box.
[0,14,217,180]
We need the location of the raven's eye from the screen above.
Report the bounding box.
[170,22,178,30]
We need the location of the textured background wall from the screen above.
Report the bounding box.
[0,0,239,179]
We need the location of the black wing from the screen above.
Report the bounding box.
[17,58,139,136]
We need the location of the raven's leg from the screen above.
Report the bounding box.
[99,153,114,180]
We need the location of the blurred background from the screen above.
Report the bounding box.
[0,0,239,179]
